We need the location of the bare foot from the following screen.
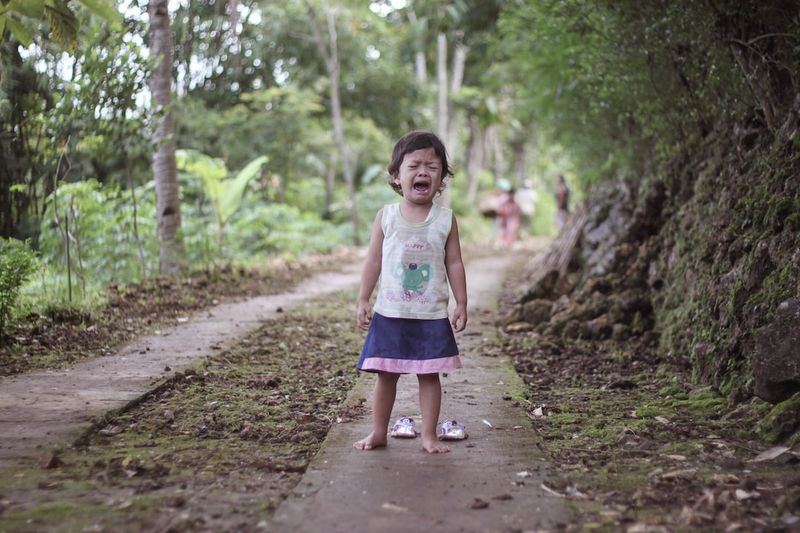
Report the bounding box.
[421,436,450,454]
[353,432,387,451]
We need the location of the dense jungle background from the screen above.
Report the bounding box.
[1,0,799,470]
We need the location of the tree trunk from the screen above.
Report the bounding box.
[407,8,426,83]
[436,33,452,207]
[149,0,183,275]
[415,52,427,84]
[305,2,359,244]
[512,142,526,189]
[436,33,448,143]
[487,125,504,185]
[323,152,335,220]
[446,36,466,157]
[465,116,484,204]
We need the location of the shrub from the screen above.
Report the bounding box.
[0,238,39,333]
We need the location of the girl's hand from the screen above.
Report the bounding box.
[357,301,372,331]
[451,305,468,333]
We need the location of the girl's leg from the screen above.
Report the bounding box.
[418,373,450,453]
[354,372,400,450]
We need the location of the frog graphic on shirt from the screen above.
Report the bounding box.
[384,236,436,304]
[397,262,431,293]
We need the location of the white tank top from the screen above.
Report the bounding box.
[374,203,453,320]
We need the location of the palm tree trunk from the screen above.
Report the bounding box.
[465,116,484,204]
[407,8,426,83]
[446,36,466,157]
[436,33,448,143]
[149,0,183,275]
[305,2,360,244]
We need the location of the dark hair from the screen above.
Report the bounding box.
[387,130,454,196]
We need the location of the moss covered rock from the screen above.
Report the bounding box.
[757,393,800,443]
[753,298,800,403]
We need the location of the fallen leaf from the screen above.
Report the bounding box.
[469,498,489,509]
[38,452,62,469]
[660,468,697,480]
[749,446,790,463]
[712,473,740,484]
[565,485,590,499]
[540,482,565,498]
[99,425,124,437]
[381,503,408,512]
[782,514,799,526]
[599,509,623,521]
[654,416,671,425]
[734,489,759,500]
[37,481,63,490]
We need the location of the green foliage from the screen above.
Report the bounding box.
[758,393,800,444]
[0,0,121,49]
[227,202,348,260]
[1,14,151,243]
[351,181,398,243]
[176,150,268,256]
[0,238,39,333]
[492,0,754,182]
[39,180,158,294]
[175,87,328,202]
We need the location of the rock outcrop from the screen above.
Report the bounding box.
[753,299,800,403]
[509,123,799,406]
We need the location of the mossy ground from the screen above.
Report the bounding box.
[498,327,800,531]
[0,290,365,532]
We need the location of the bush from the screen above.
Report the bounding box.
[0,238,39,333]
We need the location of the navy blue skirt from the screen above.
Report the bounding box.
[358,313,461,374]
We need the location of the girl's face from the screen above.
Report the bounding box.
[392,147,443,205]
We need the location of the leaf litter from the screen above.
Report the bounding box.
[0,289,365,532]
[497,276,800,531]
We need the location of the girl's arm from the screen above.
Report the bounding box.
[444,214,468,332]
[357,209,384,331]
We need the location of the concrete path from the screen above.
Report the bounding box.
[0,263,363,466]
[270,252,570,533]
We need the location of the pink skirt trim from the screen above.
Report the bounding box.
[359,355,462,374]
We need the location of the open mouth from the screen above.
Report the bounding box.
[413,181,431,193]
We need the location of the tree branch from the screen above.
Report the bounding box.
[303,0,331,71]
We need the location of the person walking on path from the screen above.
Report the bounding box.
[354,130,468,454]
[555,174,570,230]
[496,187,522,246]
